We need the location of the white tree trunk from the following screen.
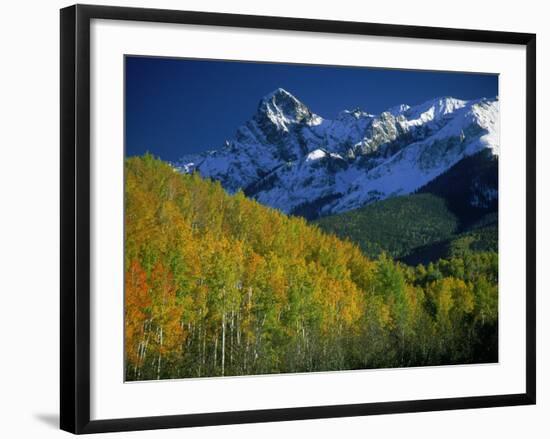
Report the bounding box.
[157,326,163,380]
[221,312,226,376]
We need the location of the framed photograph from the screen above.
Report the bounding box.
[60,4,536,434]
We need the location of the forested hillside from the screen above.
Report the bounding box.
[315,193,459,260]
[402,217,497,265]
[315,151,498,264]
[125,155,498,381]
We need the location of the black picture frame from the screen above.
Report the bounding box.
[60,4,536,434]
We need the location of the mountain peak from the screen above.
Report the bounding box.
[386,103,411,116]
[338,108,373,120]
[405,96,467,122]
[259,88,305,112]
[261,87,295,101]
[177,90,498,218]
[256,88,322,131]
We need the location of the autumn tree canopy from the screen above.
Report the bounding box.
[125,155,498,381]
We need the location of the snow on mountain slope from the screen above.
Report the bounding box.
[174,88,499,218]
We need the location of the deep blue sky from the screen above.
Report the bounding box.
[125,56,498,161]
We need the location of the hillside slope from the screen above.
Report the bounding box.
[315,150,498,264]
[417,149,498,227]
[401,219,497,265]
[125,155,498,381]
[315,193,458,259]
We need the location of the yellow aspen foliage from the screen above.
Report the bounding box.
[124,155,499,380]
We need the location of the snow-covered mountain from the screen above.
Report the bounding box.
[174,88,499,218]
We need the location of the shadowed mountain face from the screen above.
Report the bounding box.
[315,150,498,265]
[175,88,499,219]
